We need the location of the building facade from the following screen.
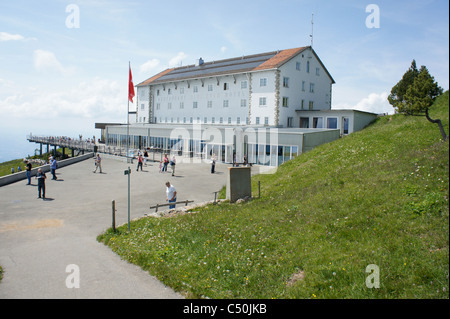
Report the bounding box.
[135,47,335,128]
[99,47,378,166]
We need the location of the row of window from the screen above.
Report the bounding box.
[153,75,319,96]
[152,97,316,110]
[295,60,320,75]
[156,81,248,96]
[153,116,273,125]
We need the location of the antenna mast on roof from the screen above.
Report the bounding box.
[310,13,314,47]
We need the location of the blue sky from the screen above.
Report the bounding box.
[0,0,448,160]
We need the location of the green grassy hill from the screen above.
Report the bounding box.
[98,92,449,299]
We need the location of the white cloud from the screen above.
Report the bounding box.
[0,77,126,122]
[0,32,24,41]
[33,50,74,75]
[168,52,187,68]
[140,59,160,73]
[220,46,227,53]
[334,92,395,115]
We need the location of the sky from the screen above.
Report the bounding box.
[0,0,449,161]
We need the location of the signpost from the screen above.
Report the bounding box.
[124,167,131,231]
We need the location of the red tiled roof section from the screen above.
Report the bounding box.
[252,47,307,71]
[137,68,175,86]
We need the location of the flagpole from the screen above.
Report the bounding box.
[126,61,130,163]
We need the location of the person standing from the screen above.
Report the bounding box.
[165,182,177,209]
[25,161,32,185]
[36,168,46,199]
[50,157,57,180]
[162,154,169,172]
[93,154,102,173]
[170,155,176,176]
[136,154,143,171]
[211,154,216,174]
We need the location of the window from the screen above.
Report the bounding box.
[296,62,301,71]
[264,117,269,125]
[168,103,172,109]
[301,99,305,110]
[327,117,338,129]
[141,103,145,110]
[309,101,314,110]
[343,117,350,134]
[302,81,305,92]
[259,97,267,106]
[310,83,315,93]
[228,117,232,124]
[237,117,241,124]
[157,89,160,96]
[197,117,200,124]
[156,103,160,110]
[211,117,215,124]
[224,82,229,90]
[241,81,247,89]
[168,88,172,95]
[180,87,184,94]
[241,99,247,107]
[283,77,289,88]
[183,117,186,123]
[316,67,320,76]
[223,100,229,108]
[208,84,213,92]
[313,117,323,128]
[180,102,184,109]
[207,101,212,108]
[220,117,223,124]
[260,78,267,87]
[204,117,207,123]
[282,97,289,107]
[307,61,310,73]
[193,102,198,108]
[287,117,294,127]
[193,85,198,93]
[300,117,309,128]
[190,117,193,123]
[256,117,260,125]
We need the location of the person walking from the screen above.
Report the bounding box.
[50,157,57,180]
[25,160,32,185]
[170,155,176,176]
[36,168,46,199]
[93,154,102,173]
[165,182,177,209]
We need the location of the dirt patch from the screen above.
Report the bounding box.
[287,270,305,286]
[0,219,64,233]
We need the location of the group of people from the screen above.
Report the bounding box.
[159,154,176,176]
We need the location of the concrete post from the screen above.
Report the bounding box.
[226,166,251,203]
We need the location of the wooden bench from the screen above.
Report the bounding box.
[149,200,194,212]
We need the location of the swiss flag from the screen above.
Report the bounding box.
[128,65,135,103]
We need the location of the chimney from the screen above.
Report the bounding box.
[196,57,204,66]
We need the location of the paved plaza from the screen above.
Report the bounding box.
[0,155,234,298]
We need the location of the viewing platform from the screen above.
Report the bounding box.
[26,134,165,161]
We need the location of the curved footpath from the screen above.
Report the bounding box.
[0,155,230,298]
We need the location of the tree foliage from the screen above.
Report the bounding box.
[388,61,446,140]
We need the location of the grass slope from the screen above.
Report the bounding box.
[98,92,449,299]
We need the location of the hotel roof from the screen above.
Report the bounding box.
[137,46,335,86]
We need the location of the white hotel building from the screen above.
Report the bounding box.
[100,46,377,166]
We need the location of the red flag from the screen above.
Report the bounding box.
[128,65,135,103]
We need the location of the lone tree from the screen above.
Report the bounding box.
[388,61,446,140]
